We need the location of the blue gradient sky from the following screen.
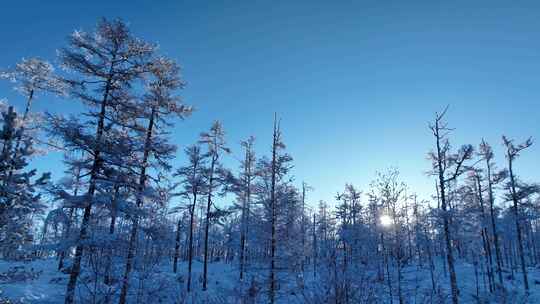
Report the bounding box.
[1,1,539,207]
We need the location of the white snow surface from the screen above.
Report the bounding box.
[1,258,539,303]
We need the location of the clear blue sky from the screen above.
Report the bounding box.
[1,1,539,207]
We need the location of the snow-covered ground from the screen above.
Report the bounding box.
[0,259,66,303]
[0,259,244,304]
[1,258,539,303]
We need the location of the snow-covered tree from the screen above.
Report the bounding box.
[0,106,50,258]
[47,18,155,304]
[174,145,208,292]
[478,139,506,288]
[198,120,230,291]
[502,136,533,292]
[428,107,473,304]
[118,56,191,304]
[238,136,256,281]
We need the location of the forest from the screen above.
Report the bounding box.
[0,18,539,304]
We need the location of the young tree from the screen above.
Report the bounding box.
[370,168,408,304]
[0,106,50,257]
[0,59,61,258]
[55,153,85,271]
[469,169,495,292]
[478,140,505,288]
[174,145,207,292]
[198,121,230,291]
[172,212,185,274]
[340,183,361,263]
[269,114,284,304]
[428,107,473,304]
[239,136,256,281]
[502,136,533,292]
[300,181,313,272]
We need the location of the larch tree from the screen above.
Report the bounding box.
[239,136,256,281]
[268,114,285,304]
[55,152,85,271]
[118,56,191,304]
[341,183,361,263]
[502,135,533,292]
[198,120,230,291]
[369,168,408,304]
[428,107,473,304]
[48,18,155,304]
[300,181,313,273]
[174,145,208,292]
[469,169,495,292]
[478,140,505,288]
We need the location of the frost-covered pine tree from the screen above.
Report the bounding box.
[0,58,61,259]
[0,106,50,258]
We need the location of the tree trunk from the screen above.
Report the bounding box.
[58,169,81,271]
[103,184,120,287]
[507,158,529,292]
[202,154,216,291]
[173,218,182,273]
[65,69,113,304]
[269,117,278,304]
[434,121,459,304]
[187,192,197,292]
[118,107,156,304]
[475,176,495,292]
[239,143,252,281]
[313,213,317,278]
[486,160,504,287]
[301,183,306,273]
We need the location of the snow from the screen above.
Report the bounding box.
[0,259,67,303]
[1,258,539,303]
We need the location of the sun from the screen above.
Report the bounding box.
[380,214,393,227]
